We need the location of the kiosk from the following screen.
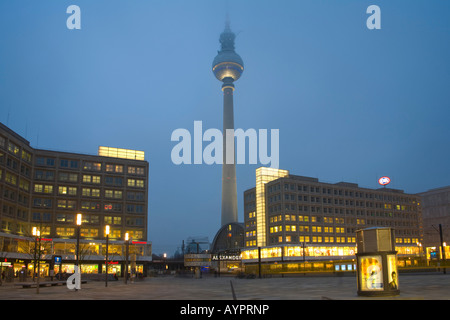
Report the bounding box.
[356,227,400,297]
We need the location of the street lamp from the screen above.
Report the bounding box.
[76,213,82,271]
[124,232,129,284]
[32,227,41,294]
[105,225,110,287]
[32,227,38,282]
[163,253,167,272]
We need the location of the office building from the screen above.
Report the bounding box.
[418,186,450,260]
[242,167,423,270]
[0,122,151,278]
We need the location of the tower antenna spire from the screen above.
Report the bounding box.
[225,12,230,30]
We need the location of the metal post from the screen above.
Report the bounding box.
[439,224,446,274]
[36,234,41,294]
[124,239,129,284]
[104,225,110,287]
[105,234,109,287]
[218,253,221,278]
[303,242,306,262]
[258,247,261,279]
[33,236,37,282]
[76,225,80,270]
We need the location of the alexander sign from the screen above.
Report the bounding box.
[211,253,241,261]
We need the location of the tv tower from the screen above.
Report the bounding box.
[212,17,244,226]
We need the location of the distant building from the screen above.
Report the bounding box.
[0,122,151,277]
[242,167,423,267]
[418,186,450,259]
[184,236,210,254]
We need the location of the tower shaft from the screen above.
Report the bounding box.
[212,19,243,228]
[221,82,238,226]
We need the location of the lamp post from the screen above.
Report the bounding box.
[32,227,41,294]
[32,227,37,282]
[163,253,167,274]
[124,232,129,284]
[105,225,110,287]
[76,213,82,271]
[439,224,446,274]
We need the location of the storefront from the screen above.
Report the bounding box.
[26,261,50,277]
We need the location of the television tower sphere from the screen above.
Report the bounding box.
[212,21,244,82]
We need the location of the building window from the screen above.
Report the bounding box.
[57,200,77,209]
[56,227,75,237]
[105,190,122,199]
[104,216,122,225]
[5,172,17,185]
[128,179,144,188]
[128,166,145,175]
[56,214,74,223]
[106,164,123,173]
[8,142,20,156]
[82,188,100,197]
[34,184,53,194]
[32,212,51,222]
[84,162,102,171]
[80,228,99,238]
[59,186,77,196]
[83,175,101,184]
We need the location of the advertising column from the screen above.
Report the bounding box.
[356,227,400,296]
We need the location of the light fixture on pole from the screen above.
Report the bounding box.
[124,232,129,284]
[76,213,82,270]
[105,225,110,287]
[32,227,37,282]
[32,227,41,294]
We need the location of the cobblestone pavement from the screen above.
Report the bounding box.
[1,272,449,301]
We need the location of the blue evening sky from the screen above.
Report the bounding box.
[1,1,449,255]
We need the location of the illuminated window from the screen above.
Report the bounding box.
[106,164,123,173]
[21,150,32,162]
[81,228,99,238]
[8,142,20,155]
[59,186,77,196]
[104,216,122,225]
[98,146,144,161]
[84,162,102,171]
[56,227,75,237]
[82,201,99,210]
[82,188,100,197]
[298,236,308,243]
[5,172,17,185]
[136,180,144,188]
[110,229,121,239]
[56,213,73,223]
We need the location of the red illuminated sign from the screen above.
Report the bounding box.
[378,176,391,186]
